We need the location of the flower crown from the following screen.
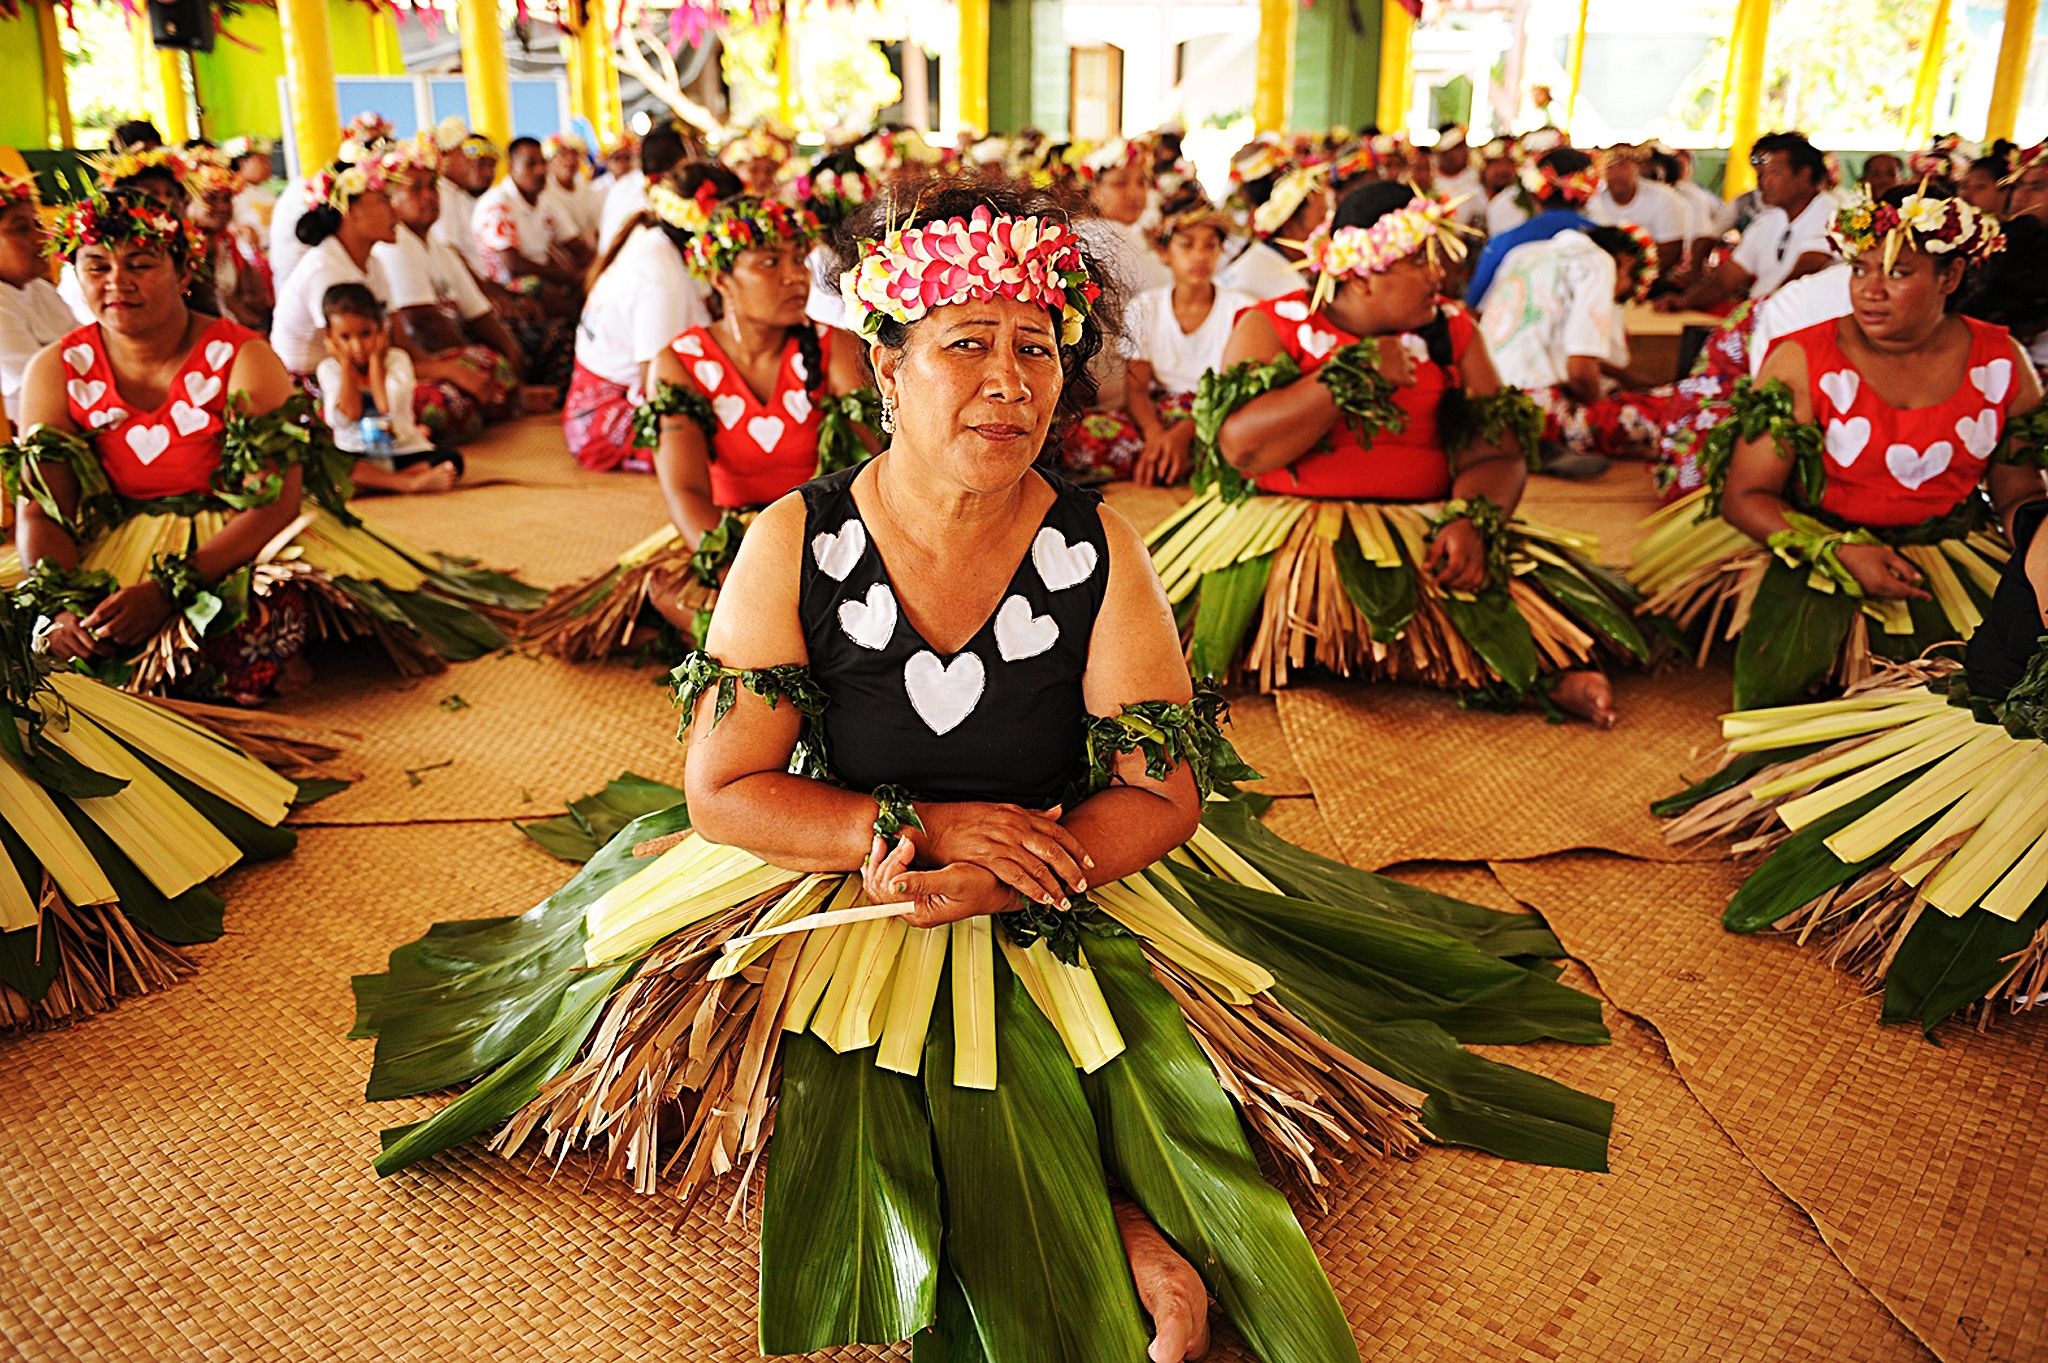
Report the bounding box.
[648,177,724,234]
[187,157,243,199]
[854,129,944,174]
[220,135,269,163]
[1252,163,1330,236]
[1828,186,2005,269]
[346,111,395,144]
[0,173,38,211]
[543,133,588,160]
[721,126,792,168]
[91,146,190,192]
[1152,198,1236,248]
[1329,142,1385,185]
[48,193,195,263]
[801,165,877,211]
[1615,221,1660,302]
[304,159,389,214]
[432,117,472,153]
[378,135,442,181]
[681,196,822,280]
[1298,195,1475,308]
[1518,159,1599,207]
[841,204,1101,348]
[1230,137,1291,187]
[1079,137,1145,180]
[2001,141,2048,186]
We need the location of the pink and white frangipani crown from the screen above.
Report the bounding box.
[841,205,1102,347]
[1297,195,1475,308]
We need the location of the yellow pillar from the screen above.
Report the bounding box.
[458,0,514,148]
[36,2,74,149]
[1253,0,1295,133]
[367,6,403,76]
[1723,0,1772,198]
[277,0,341,172]
[597,11,622,143]
[563,23,588,127]
[157,50,194,143]
[957,0,989,134]
[1377,1,1414,135]
[1907,0,1952,145]
[1565,0,1591,133]
[1715,27,1739,137]
[1987,0,2040,142]
[776,0,796,128]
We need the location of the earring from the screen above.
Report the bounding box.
[880,393,897,434]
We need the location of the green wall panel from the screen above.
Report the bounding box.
[1291,0,1381,134]
[0,16,53,149]
[193,0,390,143]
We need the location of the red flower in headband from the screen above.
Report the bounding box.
[843,205,1098,346]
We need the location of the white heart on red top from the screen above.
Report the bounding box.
[170,401,209,437]
[62,344,93,375]
[67,378,105,409]
[692,360,725,392]
[184,371,223,406]
[904,649,985,736]
[783,388,813,423]
[1969,358,2012,404]
[88,407,127,430]
[810,517,866,581]
[204,339,234,372]
[126,423,171,465]
[1817,368,1860,414]
[791,352,809,382]
[676,334,704,357]
[1031,527,1098,591]
[1885,440,1953,490]
[1273,299,1310,322]
[994,595,1059,661]
[746,414,786,452]
[1297,325,1339,360]
[837,581,898,651]
[1823,417,1869,467]
[1955,408,2000,460]
[711,393,746,429]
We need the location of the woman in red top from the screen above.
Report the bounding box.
[1149,181,1650,723]
[528,191,877,659]
[1629,185,2048,708]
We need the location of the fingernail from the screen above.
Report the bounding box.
[893,880,906,893]
[1058,897,1070,910]
[1076,879,1088,892]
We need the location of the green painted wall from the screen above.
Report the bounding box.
[1291,0,1380,135]
[192,0,391,143]
[0,16,54,150]
[987,0,1066,136]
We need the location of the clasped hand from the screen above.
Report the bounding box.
[860,800,1094,929]
[44,583,175,660]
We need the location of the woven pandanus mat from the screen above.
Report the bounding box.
[1274,666,1730,871]
[1521,461,1665,506]
[0,824,1924,1361]
[1101,480,1193,537]
[1492,853,2048,1363]
[273,650,682,826]
[1220,693,1311,797]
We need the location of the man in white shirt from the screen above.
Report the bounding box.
[473,137,588,321]
[1433,126,1482,207]
[267,177,314,295]
[1478,226,1669,474]
[1585,146,1690,275]
[542,133,604,246]
[431,137,493,277]
[0,196,76,415]
[598,123,688,255]
[376,156,534,396]
[1659,132,1837,311]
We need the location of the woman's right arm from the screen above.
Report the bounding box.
[648,344,723,548]
[12,345,84,572]
[1213,309,1344,477]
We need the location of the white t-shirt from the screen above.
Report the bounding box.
[1731,191,1839,299]
[546,179,604,241]
[316,347,433,456]
[598,169,647,256]
[232,183,278,237]
[1122,284,1254,395]
[473,178,577,269]
[1676,179,1736,240]
[268,182,312,295]
[806,242,849,331]
[573,224,711,388]
[55,265,92,324]
[1586,180,1691,247]
[1436,164,1482,213]
[1746,263,1853,375]
[0,277,76,416]
[272,236,393,375]
[375,224,492,320]
[1216,239,1305,301]
[1476,232,1629,393]
[432,177,486,278]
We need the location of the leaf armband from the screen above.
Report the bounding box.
[632,380,718,452]
[1,426,119,539]
[1994,636,2048,741]
[870,784,926,839]
[1992,406,2048,469]
[814,388,882,477]
[1429,495,1513,589]
[668,651,833,779]
[1191,353,1302,505]
[1078,679,1262,801]
[1695,377,1826,518]
[1446,388,1545,471]
[1316,340,1410,446]
[14,559,117,623]
[687,511,749,589]
[216,393,344,513]
[1764,511,1882,594]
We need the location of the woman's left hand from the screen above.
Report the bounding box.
[81,582,175,647]
[1424,517,1488,593]
[1116,1201,1212,1362]
[863,834,1022,928]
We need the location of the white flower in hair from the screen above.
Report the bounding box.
[433,116,470,153]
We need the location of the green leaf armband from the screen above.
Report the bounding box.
[668,650,832,779]
[1078,679,1262,801]
[632,380,718,452]
[1191,353,1302,505]
[1994,636,2048,742]
[216,393,340,513]
[687,511,748,589]
[1,426,120,539]
[15,560,117,622]
[1317,340,1411,446]
[815,388,882,477]
[1765,512,1881,594]
[870,784,925,840]
[1696,377,1827,518]
[1992,406,2048,468]
[1446,388,1545,471]
[145,553,234,634]
[1429,495,1514,588]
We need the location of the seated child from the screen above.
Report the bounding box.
[316,283,465,494]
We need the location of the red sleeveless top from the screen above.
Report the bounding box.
[1248,292,1475,501]
[60,315,256,501]
[668,324,825,509]
[1771,316,2020,528]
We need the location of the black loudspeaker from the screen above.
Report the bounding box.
[148,0,214,53]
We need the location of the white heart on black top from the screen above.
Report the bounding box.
[994,595,1059,661]
[1031,527,1098,591]
[838,581,898,650]
[905,650,984,735]
[811,518,867,581]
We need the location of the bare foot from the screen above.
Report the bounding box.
[1550,669,1618,728]
[400,461,461,494]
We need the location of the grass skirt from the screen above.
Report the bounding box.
[354,797,1612,1361]
[1146,487,1652,695]
[1658,661,2048,1034]
[523,526,720,661]
[1628,490,2006,709]
[0,670,344,1029]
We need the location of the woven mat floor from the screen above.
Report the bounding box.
[0,825,1926,1362]
[1274,664,1730,870]
[1492,854,2048,1363]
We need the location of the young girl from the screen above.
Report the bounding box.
[1124,188,1253,486]
[316,283,464,495]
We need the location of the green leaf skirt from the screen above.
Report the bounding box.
[353,795,1614,1362]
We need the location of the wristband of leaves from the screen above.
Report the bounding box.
[1428,495,1513,589]
[1316,340,1411,444]
[1765,512,1882,594]
[1992,406,2048,469]
[632,380,718,452]
[1190,353,1302,505]
[1696,377,1827,519]
[870,784,926,840]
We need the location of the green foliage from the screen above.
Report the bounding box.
[1695,378,1826,519]
[633,378,717,451]
[1316,340,1409,446]
[1191,354,1301,504]
[1078,680,1261,802]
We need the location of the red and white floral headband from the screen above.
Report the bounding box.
[841,204,1101,347]
[1298,195,1474,308]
